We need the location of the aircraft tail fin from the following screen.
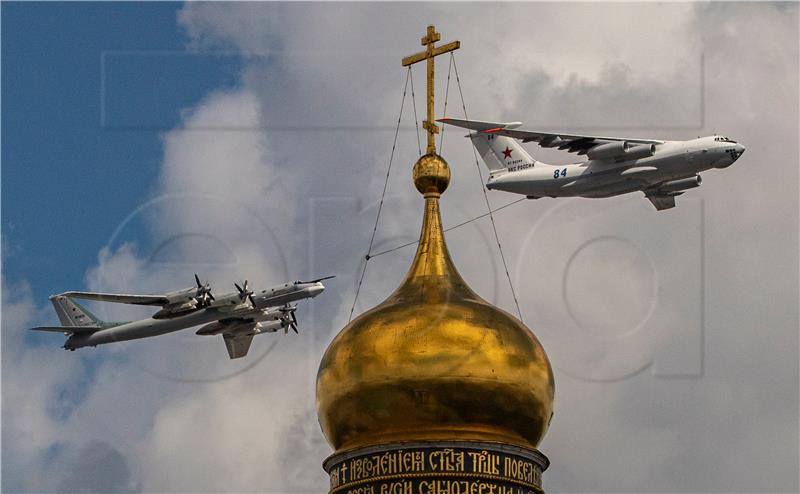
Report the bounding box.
[469,133,538,173]
[49,294,104,328]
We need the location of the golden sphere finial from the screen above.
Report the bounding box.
[413,153,450,195]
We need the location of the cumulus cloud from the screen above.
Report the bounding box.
[1,278,138,493]
[4,3,796,493]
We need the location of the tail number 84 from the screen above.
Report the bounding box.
[553,168,568,179]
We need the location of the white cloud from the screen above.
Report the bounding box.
[4,3,796,493]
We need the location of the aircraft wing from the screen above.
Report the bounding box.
[223,333,254,359]
[62,291,170,306]
[438,118,663,156]
[30,325,101,333]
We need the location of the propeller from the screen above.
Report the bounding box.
[299,275,336,284]
[194,274,215,307]
[234,280,256,307]
[279,304,299,334]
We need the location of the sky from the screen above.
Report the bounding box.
[2,2,798,493]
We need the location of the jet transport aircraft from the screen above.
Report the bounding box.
[438,118,745,210]
[31,275,332,359]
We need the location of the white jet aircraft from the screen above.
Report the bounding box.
[438,118,745,210]
[31,275,333,359]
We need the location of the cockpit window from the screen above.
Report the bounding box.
[714,136,737,143]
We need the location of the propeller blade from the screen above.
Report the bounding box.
[290,311,297,324]
[234,282,243,293]
[291,323,298,334]
[248,294,256,307]
[208,293,215,301]
[195,274,202,288]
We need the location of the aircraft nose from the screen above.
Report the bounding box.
[309,284,325,297]
[735,143,746,156]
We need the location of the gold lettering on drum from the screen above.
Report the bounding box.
[327,447,544,492]
[466,451,500,475]
[429,449,465,471]
[381,480,413,494]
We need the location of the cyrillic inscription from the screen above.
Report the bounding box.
[326,444,546,494]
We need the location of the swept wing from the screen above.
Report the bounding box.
[62,291,171,306]
[438,118,663,156]
[30,325,101,334]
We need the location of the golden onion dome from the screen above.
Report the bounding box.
[316,153,554,454]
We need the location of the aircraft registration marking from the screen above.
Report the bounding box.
[509,162,535,172]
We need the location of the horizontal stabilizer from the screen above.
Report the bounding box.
[30,325,101,334]
[437,118,521,132]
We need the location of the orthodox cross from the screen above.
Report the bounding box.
[402,25,460,155]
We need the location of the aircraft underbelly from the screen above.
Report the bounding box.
[492,155,697,199]
[78,310,224,347]
[496,172,649,198]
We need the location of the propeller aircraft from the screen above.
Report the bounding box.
[31,275,333,359]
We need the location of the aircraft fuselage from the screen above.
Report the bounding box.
[486,136,745,199]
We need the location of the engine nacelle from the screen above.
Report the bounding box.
[587,141,631,160]
[251,308,283,322]
[153,300,199,319]
[625,143,656,160]
[658,175,702,193]
[209,293,246,308]
[253,320,284,334]
[165,292,192,304]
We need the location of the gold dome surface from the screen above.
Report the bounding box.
[317,153,554,454]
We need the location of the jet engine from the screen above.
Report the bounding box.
[657,175,702,193]
[587,141,630,160]
[624,144,656,160]
[587,142,657,161]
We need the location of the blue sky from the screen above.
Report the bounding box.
[2,2,240,297]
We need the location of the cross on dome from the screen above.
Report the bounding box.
[401,25,460,155]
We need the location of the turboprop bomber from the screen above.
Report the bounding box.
[438,118,745,210]
[31,276,333,359]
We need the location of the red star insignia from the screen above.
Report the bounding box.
[502,147,513,159]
